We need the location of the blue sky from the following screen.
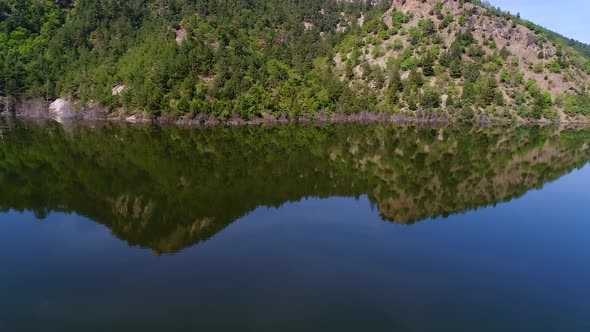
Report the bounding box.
[490,0,589,44]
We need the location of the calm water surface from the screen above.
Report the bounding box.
[0,120,589,331]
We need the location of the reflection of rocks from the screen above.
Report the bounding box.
[49,99,77,123]
[1,120,589,253]
[111,195,155,221]
[153,217,215,254]
[377,195,422,225]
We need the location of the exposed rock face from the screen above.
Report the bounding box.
[125,113,152,124]
[49,98,77,123]
[175,27,187,45]
[112,84,126,96]
[14,99,49,119]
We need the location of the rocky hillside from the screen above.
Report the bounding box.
[334,0,590,122]
[1,0,589,123]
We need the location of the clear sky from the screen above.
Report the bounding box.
[490,0,589,44]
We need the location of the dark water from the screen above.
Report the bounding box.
[1,120,589,332]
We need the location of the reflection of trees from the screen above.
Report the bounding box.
[0,119,588,253]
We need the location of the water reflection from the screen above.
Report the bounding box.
[1,119,589,253]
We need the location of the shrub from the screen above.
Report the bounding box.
[463,62,481,83]
[467,45,485,59]
[525,79,540,95]
[378,29,390,41]
[484,62,499,72]
[421,88,442,109]
[409,27,423,45]
[500,71,511,83]
[458,105,475,122]
[564,94,590,116]
[392,39,404,51]
[513,72,524,85]
[546,60,562,73]
[419,19,436,36]
[440,14,454,29]
[499,46,510,59]
[400,57,418,71]
[372,45,385,58]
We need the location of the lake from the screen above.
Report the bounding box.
[0,119,589,332]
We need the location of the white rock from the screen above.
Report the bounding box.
[125,115,138,123]
[49,98,77,123]
[112,84,126,96]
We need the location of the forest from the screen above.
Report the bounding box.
[1,0,590,121]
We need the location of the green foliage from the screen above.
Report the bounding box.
[391,10,410,31]
[391,39,404,51]
[434,2,443,15]
[531,92,553,119]
[440,39,462,67]
[467,45,485,59]
[564,94,590,116]
[405,69,424,90]
[1,0,383,117]
[499,46,511,59]
[461,81,477,105]
[387,65,403,93]
[517,104,533,118]
[421,88,442,109]
[513,72,524,85]
[372,45,385,58]
[400,57,419,71]
[409,26,423,45]
[440,14,454,29]
[418,19,436,37]
[378,29,390,41]
[546,60,562,73]
[450,60,463,78]
[2,120,588,251]
[475,76,503,107]
[420,48,438,77]
[458,105,475,122]
[463,63,481,83]
[458,15,467,26]
[500,71,511,84]
[532,62,544,73]
[1,0,589,120]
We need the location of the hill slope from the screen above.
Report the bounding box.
[0,0,589,123]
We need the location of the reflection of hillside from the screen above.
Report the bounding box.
[0,120,588,253]
[372,141,588,224]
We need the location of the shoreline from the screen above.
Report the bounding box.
[2,98,590,129]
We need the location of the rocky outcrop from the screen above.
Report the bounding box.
[49,98,78,123]
[175,27,187,45]
[112,84,126,96]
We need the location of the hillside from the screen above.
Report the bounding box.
[1,0,590,123]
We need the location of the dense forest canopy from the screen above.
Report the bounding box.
[1,0,589,121]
